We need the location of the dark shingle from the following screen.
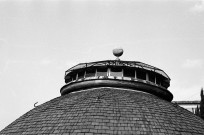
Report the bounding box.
[1,88,204,135]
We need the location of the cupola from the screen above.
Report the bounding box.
[61,48,173,101]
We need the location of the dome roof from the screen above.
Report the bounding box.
[1,87,204,134]
[1,53,204,134]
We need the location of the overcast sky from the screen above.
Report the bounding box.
[0,0,204,130]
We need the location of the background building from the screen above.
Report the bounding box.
[173,100,200,113]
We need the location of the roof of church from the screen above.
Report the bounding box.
[1,87,204,135]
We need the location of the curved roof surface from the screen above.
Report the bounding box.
[65,60,170,80]
[1,87,204,135]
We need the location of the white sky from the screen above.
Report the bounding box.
[0,0,204,130]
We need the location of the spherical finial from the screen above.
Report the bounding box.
[113,48,123,59]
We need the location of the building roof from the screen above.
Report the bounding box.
[1,87,204,135]
[173,101,200,105]
[1,51,204,134]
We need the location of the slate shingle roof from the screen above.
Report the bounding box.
[1,87,204,135]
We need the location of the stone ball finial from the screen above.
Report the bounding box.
[113,48,123,58]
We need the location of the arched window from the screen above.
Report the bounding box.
[65,76,72,83]
[110,67,123,77]
[72,73,77,81]
[156,74,162,85]
[161,79,170,88]
[123,67,135,78]
[96,67,108,76]
[149,72,155,83]
[65,72,77,83]
[77,70,85,79]
[136,68,146,80]
[85,68,96,77]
